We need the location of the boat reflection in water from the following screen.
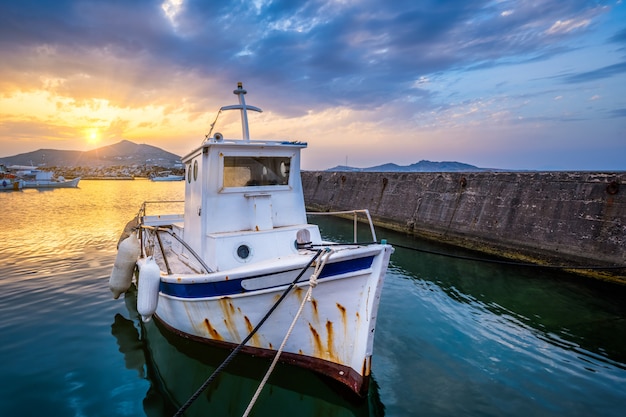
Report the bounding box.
[111,285,384,417]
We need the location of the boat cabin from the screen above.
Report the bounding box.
[171,84,321,272]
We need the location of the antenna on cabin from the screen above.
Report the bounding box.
[218,82,263,142]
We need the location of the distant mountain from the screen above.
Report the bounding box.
[1,143,492,173]
[326,160,493,172]
[0,140,182,168]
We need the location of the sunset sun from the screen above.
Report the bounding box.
[87,128,100,145]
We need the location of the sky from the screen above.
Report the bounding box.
[0,0,625,171]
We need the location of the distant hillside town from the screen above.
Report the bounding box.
[0,140,184,179]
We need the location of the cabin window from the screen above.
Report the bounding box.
[223,156,290,187]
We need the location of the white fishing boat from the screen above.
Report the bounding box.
[150,171,185,181]
[0,164,23,191]
[109,83,393,397]
[10,166,80,189]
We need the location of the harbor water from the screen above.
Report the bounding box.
[1,180,625,416]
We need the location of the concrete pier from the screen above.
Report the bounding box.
[302,171,626,284]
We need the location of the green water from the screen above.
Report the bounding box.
[1,180,625,416]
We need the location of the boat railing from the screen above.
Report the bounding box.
[306,209,378,243]
[137,202,378,243]
[138,200,185,225]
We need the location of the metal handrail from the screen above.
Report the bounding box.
[306,209,377,243]
[139,200,184,217]
[137,202,378,245]
[141,224,213,274]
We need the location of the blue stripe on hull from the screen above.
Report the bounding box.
[159,255,375,298]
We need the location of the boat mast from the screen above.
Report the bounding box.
[219,82,263,142]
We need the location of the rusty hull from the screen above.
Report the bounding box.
[157,316,372,397]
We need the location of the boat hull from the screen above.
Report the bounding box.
[0,178,23,191]
[138,245,393,396]
[22,177,80,188]
[150,175,184,181]
[129,311,378,416]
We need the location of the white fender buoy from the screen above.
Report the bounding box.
[109,234,141,299]
[137,257,161,323]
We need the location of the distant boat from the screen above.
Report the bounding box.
[109,83,394,398]
[9,166,80,189]
[150,171,184,181]
[0,164,23,191]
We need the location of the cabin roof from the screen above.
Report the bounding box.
[182,139,307,162]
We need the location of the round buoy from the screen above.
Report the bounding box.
[109,234,141,299]
[137,257,161,322]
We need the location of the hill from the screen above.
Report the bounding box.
[0,140,182,168]
[326,160,493,172]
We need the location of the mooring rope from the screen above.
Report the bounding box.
[389,241,626,270]
[173,249,324,417]
[242,248,334,417]
[204,108,223,142]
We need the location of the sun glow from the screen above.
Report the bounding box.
[87,128,100,145]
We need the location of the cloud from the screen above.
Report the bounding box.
[562,61,626,83]
[608,108,626,118]
[545,18,590,35]
[0,0,624,170]
[610,27,626,43]
[0,1,612,109]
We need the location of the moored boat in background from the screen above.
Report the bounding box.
[150,171,184,181]
[109,83,393,399]
[10,166,80,189]
[0,164,23,191]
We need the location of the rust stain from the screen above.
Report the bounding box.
[310,298,320,325]
[309,323,324,358]
[217,298,241,341]
[223,318,241,341]
[336,302,349,342]
[326,320,339,363]
[293,286,305,303]
[336,303,347,325]
[244,315,262,347]
[203,318,223,341]
[362,356,372,377]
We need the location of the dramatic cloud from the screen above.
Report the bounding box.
[0,0,624,170]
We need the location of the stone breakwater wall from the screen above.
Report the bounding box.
[301,171,626,284]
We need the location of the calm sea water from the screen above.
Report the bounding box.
[1,180,625,417]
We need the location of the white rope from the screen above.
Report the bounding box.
[241,249,333,417]
[204,108,223,142]
[307,248,333,299]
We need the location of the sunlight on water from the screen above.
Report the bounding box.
[1,180,625,416]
